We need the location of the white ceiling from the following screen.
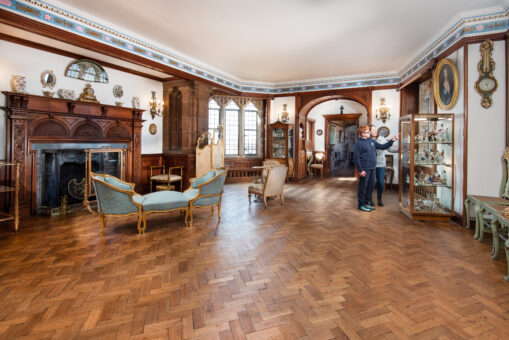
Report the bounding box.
[27,0,509,83]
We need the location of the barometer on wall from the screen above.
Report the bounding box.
[474,39,498,108]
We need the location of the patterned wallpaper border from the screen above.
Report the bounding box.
[1,0,507,93]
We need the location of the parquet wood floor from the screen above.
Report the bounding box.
[1,178,509,339]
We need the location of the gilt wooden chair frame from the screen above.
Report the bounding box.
[196,126,224,178]
[83,147,126,213]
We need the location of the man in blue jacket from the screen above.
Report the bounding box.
[354,125,399,212]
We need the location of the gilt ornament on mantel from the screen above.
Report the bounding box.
[78,83,99,103]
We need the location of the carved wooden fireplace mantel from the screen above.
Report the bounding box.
[2,91,145,215]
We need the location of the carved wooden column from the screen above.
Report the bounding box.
[9,117,29,214]
[133,121,143,186]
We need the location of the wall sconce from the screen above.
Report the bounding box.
[149,91,164,119]
[376,98,390,123]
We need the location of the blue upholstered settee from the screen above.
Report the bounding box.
[91,172,189,234]
[91,168,227,234]
[184,168,227,226]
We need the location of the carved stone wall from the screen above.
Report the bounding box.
[162,80,213,153]
[168,87,182,150]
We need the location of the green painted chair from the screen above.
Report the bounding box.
[91,173,189,234]
[184,168,228,227]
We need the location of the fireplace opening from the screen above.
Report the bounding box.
[35,144,126,215]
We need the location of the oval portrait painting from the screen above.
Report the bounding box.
[433,58,459,110]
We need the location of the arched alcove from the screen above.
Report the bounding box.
[167,87,182,151]
[294,91,372,179]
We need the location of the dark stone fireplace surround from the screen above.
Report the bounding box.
[33,143,127,212]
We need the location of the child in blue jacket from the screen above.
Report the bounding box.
[354,125,398,212]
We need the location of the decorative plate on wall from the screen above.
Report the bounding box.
[113,85,124,98]
[316,129,323,136]
[377,126,390,138]
[149,123,157,135]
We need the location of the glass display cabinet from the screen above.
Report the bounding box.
[269,122,293,164]
[399,114,454,221]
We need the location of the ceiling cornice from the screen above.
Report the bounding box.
[0,0,508,94]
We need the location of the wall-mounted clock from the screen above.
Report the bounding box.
[474,39,498,108]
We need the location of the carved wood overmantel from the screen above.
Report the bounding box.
[2,91,145,215]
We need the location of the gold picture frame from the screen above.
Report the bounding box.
[149,123,157,135]
[433,58,459,110]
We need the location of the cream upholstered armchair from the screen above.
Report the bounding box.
[261,159,280,183]
[248,165,288,207]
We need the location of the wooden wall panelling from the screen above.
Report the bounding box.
[506,31,509,147]
[461,44,469,226]
[224,157,263,183]
[162,153,196,191]
[140,154,163,193]
[399,83,420,116]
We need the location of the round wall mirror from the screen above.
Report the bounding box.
[41,70,56,89]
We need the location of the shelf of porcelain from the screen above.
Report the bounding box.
[403,161,451,166]
[414,142,452,145]
[414,184,451,188]
[413,207,452,214]
[413,162,452,166]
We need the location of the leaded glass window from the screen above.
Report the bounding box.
[244,102,258,155]
[208,100,220,144]
[225,101,239,155]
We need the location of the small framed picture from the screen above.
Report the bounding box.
[316,129,323,136]
[149,123,157,135]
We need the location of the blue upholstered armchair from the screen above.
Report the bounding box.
[184,168,227,226]
[91,172,143,235]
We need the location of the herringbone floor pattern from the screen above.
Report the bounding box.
[1,178,509,339]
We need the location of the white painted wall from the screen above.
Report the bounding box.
[467,41,506,198]
[371,89,401,184]
[437,47,465,214]
[307,100,368,151]
[0,40,163,159]
[270,96,295,124]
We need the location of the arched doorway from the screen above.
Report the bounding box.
[294,90,372,179]
[324,113,362,177]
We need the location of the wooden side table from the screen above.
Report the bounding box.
[0,162,20,231]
